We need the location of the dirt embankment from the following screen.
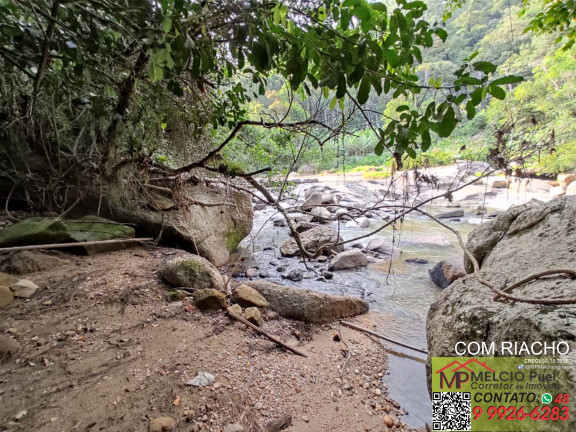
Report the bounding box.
[0,246,418,432]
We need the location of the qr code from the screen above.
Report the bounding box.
[432,392,471,431]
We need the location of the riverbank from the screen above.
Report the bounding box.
[0,245,417,432]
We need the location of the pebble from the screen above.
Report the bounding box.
[186,371,215,387]
[14,410,27,421]
[383,414,394,428]
[301,415,309,422]
[245,268,257,278]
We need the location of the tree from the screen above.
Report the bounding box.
[0,0,519,210]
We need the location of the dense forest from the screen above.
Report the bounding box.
[0,0,574,212]
[224,0,576,177]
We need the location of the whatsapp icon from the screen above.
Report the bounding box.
[542,393,553,404]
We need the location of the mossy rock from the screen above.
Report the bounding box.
[162,254,224,291]
[0,218,70,248]
[65,216,135,255]
[192,289,227,310]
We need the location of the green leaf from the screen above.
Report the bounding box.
[148,63,163,82]
[238,50,245,69]
[373,3,387,12]
[162,17,172,33]
[336,74,347,99]
[437,106,457,137]
[465,100,475,120]
[357,77,371,104]
[353,5,372,23]
[250,43,269,72]
[421,127,431,151]
[385,50,400,68]
[470,87,483,106]
[396,105,410,112]
[487,84,506,100]
[329,96,338,110]
[375,138,385,156]
[472,61,497,74]
[406,147,417,159]
[435,28,448,42]
[490,75,524,86]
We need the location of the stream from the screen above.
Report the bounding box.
[235,182,479,428]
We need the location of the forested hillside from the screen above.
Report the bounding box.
[224,0,576,177]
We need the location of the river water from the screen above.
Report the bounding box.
[236,186,478,428]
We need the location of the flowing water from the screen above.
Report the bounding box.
[236,189,478,428]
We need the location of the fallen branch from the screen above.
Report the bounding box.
[340,321,428,354]
[0,237,154,253]
[227,310,308,358]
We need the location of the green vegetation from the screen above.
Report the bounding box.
[224,0,576,177]
[0,0,573,213]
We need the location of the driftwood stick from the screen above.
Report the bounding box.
[227,311,308,358]
[340,321,428,354]
[0,238,154,253]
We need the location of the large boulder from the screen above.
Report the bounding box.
[567,181,576,196]
[65,216,135,254]
[106,183,253,266]
[162,253,224,291]
[304,185,324,199]
[365,237,401,257]
[244,280,368,323]
[0,217,70,247]
[280,226,343,257]
[427,197,576,427]
[231,284,269,308]
[329,249,368,271]
[0,251,65,274]
[301,192,323,210]
[428,255,466,288]
[309,207,332,222]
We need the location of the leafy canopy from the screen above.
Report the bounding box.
[0,0,520,175]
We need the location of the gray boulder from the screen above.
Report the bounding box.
[293,222,318,234]
[310,207,332,222]
[365,237,401,257]
[245,280,368,323]
[427,197,576,429]
[65,216,135,254]
[0,217,70,247]
[107,183,252,266]
[163,253,224,291]
[301,192,323,210]
[428,255,466,289]
[304,185,324,199]
[433,208,465,219]
[280,226,343,257]
[0,251,65,275]
[329,249,368,271]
